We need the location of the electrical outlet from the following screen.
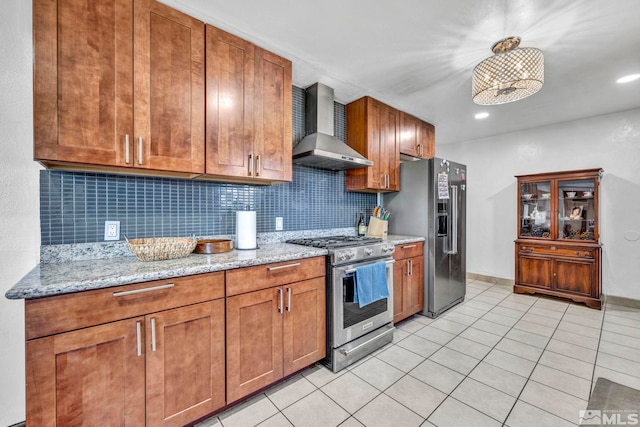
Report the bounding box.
[104,221,120,241]
[275,217,283,231]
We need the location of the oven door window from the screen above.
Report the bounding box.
[342,273,388,328]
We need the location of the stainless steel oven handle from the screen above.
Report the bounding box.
[340,325,395,356]
[344,259,395,274]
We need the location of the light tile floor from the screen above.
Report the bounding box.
[196,280,640,427]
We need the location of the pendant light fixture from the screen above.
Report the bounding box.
[472,36,544,105]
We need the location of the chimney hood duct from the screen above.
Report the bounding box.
[292,83,373,170]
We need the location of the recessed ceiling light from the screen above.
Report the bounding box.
[617,74,640,84]
[475,112,490,120]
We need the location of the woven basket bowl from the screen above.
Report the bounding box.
[127,237,197,262]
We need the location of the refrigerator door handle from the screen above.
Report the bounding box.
[447,185,458,255]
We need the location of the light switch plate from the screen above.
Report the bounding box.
[275,217,283,231]
[104,221,120,240]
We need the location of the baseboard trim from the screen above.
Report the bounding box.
[604,294,640,309]
[466,272,514,287]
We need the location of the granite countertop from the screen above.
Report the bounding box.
[6,234,425,300]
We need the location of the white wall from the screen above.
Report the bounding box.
[0,1,40,424]
[438,108,640,299]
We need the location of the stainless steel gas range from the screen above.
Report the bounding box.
[287,236,395,372]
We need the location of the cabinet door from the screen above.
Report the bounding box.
[205,25,255,178]
[381,104,400,191]
[553,258,594,296]
[406,256,424,316]
[283,278,326,376]
[393,259,407,323]
[133,0,205,173]
[33,0,133,167]
[146,300,225,427]
[253,47,293,181]
[517,255,552,289]
[226,288,284,403]
[399,112,421,158]
[26,318,145,426]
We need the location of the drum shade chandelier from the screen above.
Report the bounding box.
[472,36,544,105]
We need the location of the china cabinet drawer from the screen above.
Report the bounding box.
[519,245,595,259]
[226,256,325,296]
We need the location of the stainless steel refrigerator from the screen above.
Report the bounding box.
[384,158,466,318]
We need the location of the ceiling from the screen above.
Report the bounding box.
[165,0,640,145]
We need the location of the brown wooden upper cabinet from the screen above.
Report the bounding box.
[33,0,205,175]
[346,97,400,192]
[399,112,435,159]
[205,26,292,183]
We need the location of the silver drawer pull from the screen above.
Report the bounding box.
[267,263,301,271]
[402,244,417,249]
[113,283,174,297]
[138,136,143,165]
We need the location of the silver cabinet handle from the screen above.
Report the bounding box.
[409,259,413,276]
[402,244,417,249]
[286,287,291,312]
[138,136,143,165]
[267,262,300,271]
[420,144,424,157]
[151,318,157,352]
[125,134,130,164]
[278,288,283,314]
[136,321,142,357]
[340,325,395,356]
[113,283,174,297]
[256,155,261,176]
[248,154,254,176]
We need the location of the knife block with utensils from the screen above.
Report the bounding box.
[366,216,388,239]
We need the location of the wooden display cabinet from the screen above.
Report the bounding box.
[514,168,603,309]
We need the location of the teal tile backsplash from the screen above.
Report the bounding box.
[39,86,376,245]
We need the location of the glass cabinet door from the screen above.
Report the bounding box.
[520,181,552,238]
[558,178,596,241]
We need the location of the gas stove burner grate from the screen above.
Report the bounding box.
[287,235,383,249]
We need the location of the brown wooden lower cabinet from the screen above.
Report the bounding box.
[514,242,601,309]
[25,273,226,426]
[226,277,326,403]
[393,242,425,324]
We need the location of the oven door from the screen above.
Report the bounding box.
[331,258,394,347]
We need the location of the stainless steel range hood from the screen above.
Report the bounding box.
[293,83,373,170]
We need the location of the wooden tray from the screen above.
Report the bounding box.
[194,239,234,254]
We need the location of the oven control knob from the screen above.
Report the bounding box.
[346,251,356,259]
[337,252,346,261]
[364,248,373,256]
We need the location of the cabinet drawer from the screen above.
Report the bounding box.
[519,245,595,259]
[393,242,424,260]
[25,272,224,340]
[226,257,325,296]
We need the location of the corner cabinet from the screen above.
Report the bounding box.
[33,0,205,175]
[399,112,435,160]
[514,168,603,309]
[346,97,400,192]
